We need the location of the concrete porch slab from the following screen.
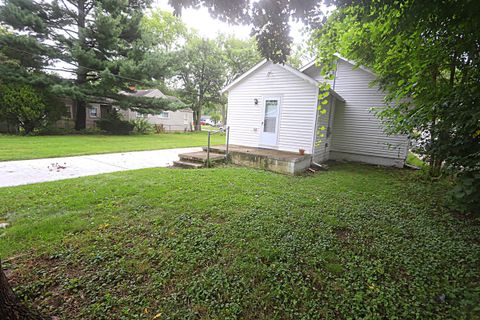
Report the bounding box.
[178,151,225,163]
[209,144,312,175]
[207,145,309,162]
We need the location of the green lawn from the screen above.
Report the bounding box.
[1,164,479,319]
[406,151,426,168]
[0,132,225,161]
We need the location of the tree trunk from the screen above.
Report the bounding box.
[429,52,457,176]
[428,66,442,176]
[22,121,36,135]
[194,110,201,131]
[0,260,47,320]
[74,99,86,130]
[74,0,87,131]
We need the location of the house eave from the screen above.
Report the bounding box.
[329,89,345,102]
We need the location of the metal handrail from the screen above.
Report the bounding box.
[206,126,229,167]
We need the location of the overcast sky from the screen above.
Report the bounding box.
[54,1,325,78]
[153,0,309,45]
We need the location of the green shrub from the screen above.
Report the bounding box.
[132,118,153,134]
[406,152,425,168]
[96,110,134,135]
[36,126,103,135]
[450,170,480,214]
[78,127,104,135]
[0,84,64,134]
[210,112,221,124]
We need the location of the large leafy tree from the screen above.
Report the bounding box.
[177,36,226,130]
[0,0,180,130]
[176,34,260,129]
[219,35,261,85]
[287,42,311,68]
[310,0,480,211]
[141,9,188,51]
[136,9,188,95]
[217,35,260,122]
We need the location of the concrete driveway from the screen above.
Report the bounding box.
[0,147,202,187]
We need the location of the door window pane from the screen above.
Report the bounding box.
[264,100,278,133]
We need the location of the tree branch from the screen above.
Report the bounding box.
[59,0,78,23]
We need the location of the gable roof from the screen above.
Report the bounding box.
[300,54,375,75]
[221,60,319,93]
[299,60,317,72]
[329,90,345,102]
[122,88,166,98]
[120,88,183,103]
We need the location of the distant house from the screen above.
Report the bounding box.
[119,89,193,132]
[57,89,193,132]
[53,97,115,130]
[221,56,408,168]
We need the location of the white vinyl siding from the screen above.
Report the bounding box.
[226,62,318,154]
[310,60,408,166]
[331,60,407,162]
[118,109,193,132]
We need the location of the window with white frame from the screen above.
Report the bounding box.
[89,106,98,118]
[159,111,169,118]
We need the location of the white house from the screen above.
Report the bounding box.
[221,56,408,168]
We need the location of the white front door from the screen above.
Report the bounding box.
[260,97,280,146]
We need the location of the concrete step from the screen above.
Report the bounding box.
[178,151,225,164]
[202,146,227,154]
[173,160,204,169]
